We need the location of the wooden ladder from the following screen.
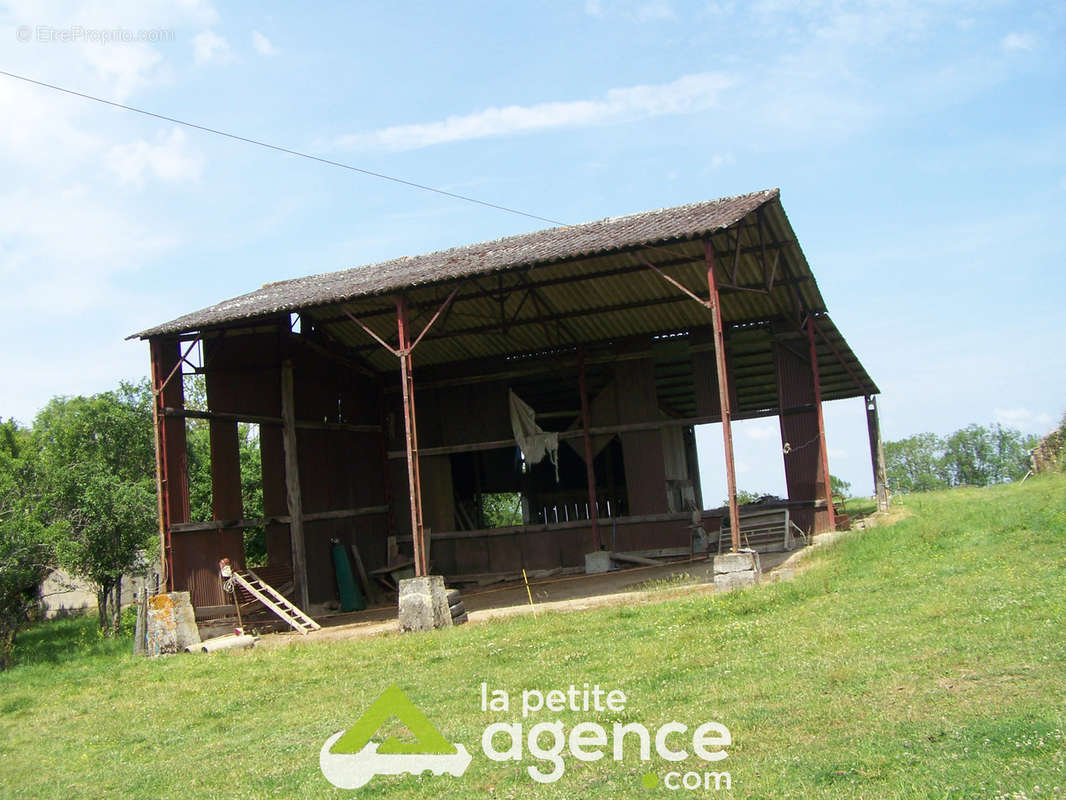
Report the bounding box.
[230,569,321,635]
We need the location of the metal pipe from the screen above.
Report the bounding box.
[396,296,427,576]
[577,345,601,550]
[705,240,742,552]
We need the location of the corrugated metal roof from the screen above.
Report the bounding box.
[134,188,779,338]
[132,188,878,400]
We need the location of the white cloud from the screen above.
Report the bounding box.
[252,29,278,56]
[743,419,778,441]
[584,0,603,16]
[709,152,735,169]
[632,0,674,22]
[192,29,233,65]
[0,184,177,313]
[994,408,1054,433]
[1001,32,1036,52]
[105,127,205,188]
[334,72,734,151]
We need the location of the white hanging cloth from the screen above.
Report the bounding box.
[508,389,559,482]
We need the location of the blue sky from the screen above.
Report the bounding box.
[0,1,1063,501]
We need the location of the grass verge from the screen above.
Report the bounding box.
[1,474,1064,799]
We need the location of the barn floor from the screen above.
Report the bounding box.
[242,547,804,648]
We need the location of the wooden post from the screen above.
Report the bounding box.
[280,359,310,611]
[866,395,889,512]
[705,240,742,551]
[577,345,601,550]
[806,318,836,530]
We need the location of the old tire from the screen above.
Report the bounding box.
[450,601,466,617]
[451,611,468,625]
[445,589,461,604]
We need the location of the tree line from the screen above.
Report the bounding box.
[884,423,1038,494]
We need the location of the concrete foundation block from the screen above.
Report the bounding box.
[398,575,452,633]
[145,591,200,657]
[714,551,762,575]
[584,550,612,574]
[714,571,759,593]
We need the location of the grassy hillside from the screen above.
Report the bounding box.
[2,475,1064,799]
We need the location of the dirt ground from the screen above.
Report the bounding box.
[251,509,900,650]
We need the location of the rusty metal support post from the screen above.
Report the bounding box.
[806,318,837,530]
[280,359,310,611]
[865,395,889,512]
[576,345,601,550]
[149,338,189,590]
[149,345,170,590]
[396,296,427,577]
[705,240,742,552]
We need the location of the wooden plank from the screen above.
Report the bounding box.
[163,406,380,434]
[280,360,310,611]
[169,505,389,533]
[609,552,662,566]
[349,543,373,601]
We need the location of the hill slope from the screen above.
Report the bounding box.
[2,474,1064,799]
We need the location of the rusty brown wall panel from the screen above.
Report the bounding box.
[209,421,242,520]
[431,538,457,575]
[203,333,282,417]
[260,425,290,566]
[614,342,669,516]
[151,339,189,525]
[521,529,560,571]
[454,537,490,574]
[302,519,335,605]
[420,455,455,536]
[690,326,738,418]
[775,340,829,529]
[619,432,668,515]
[486,535,523,573]
[775,339,815,409]
[436,380,511,446]
[170,530,228,607]
[389,459,412,536]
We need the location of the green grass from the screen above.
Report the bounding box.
[2,474,1064,799]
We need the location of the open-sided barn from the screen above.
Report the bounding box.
[133,188,886,617]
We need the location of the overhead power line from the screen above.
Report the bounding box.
[0,68,568,227]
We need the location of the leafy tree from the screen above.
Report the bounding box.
[884,433,948,493]
[722,489,775,506]
[0,418,53,668]
[32,382,157,634]
[482,493,522,527]
[942,423,1034,486]
[885,423,1036,493]
[830,474,852,498]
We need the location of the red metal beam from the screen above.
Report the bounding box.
[577,345,601,550]
[806,317,836,530]
[409,282,463,351]
[340,305,400,356]
[149,338,190,590]
[634,252,710,308]
[705,240,742,552]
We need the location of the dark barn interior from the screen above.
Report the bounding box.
[134,188,885,618]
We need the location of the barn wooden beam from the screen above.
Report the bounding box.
[280,359,310,611]
[162,407,381,434]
